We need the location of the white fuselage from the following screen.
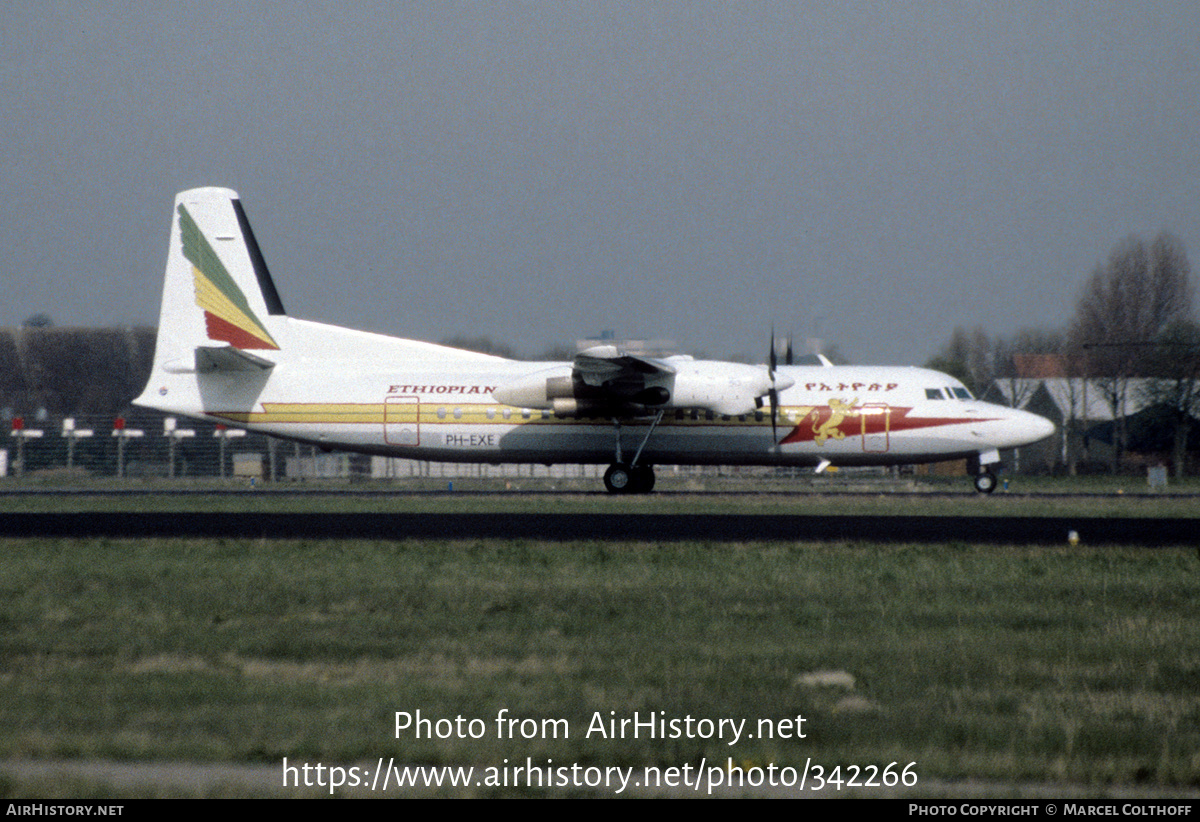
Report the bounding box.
[140,317,1054,470]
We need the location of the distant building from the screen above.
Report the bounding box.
[985,377,1198,474]
[1011,353,1067,379]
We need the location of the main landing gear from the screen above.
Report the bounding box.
[604,411,663,494]
[603,463,655,494]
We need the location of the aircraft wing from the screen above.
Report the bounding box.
[564,345,676,410]
[495,344,782,416]
[493,345,676,413]
[572,345,675,387]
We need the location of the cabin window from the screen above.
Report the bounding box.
[521,409,531,420]
[486,408,495,420]
[754,411,764,422]
[541,409,550,420]
[502,408,512,420]
[453,408,462,420]
[436,407,447,419]
[925,388,945,400]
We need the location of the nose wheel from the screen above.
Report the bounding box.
[973,470,998,494]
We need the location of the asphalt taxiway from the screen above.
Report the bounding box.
[1,508,1195,545]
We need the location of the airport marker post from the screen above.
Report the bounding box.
[111,416,144,478]
[213,424,246,478]
[61,417,94,470]
[163,417,195,479]
[10,416,44,477]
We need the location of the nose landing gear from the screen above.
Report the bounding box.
[971,448,1001,494]
[973,470,998,494]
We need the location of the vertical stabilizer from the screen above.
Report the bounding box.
[135,188,285,411]
[150,188,287,365]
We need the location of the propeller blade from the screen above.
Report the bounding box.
[769,387,779,442]
[767,328,781,443]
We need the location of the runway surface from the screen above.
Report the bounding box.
[1,510,1195,545]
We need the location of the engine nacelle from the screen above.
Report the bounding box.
[492,366,573,410]
[668,362,793,416]
[493,360,793,417]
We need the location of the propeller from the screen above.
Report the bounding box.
[762,329,798,444]
[767,327,781,443]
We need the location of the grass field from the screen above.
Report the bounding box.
[2,530,1199,797]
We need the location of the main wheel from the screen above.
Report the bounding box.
[973,470,998,494]
[604,463,633,493]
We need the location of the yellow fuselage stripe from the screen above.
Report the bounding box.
[211,403,822,427]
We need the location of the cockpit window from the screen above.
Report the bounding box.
[925,388,945,400]
[951,387,973,400]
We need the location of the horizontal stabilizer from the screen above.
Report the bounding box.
[195,345,276,373]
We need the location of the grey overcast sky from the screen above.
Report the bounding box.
[2,1,1197,364]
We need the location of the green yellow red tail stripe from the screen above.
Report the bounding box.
[178,204,279,350]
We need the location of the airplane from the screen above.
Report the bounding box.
[134,187,1055,494]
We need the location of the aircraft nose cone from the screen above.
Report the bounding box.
[1032,413,1056,441]
[1019,410,1055,443]
[984,406,1056,448]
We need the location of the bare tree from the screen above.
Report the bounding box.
[1057,337,1093,475]
[1140,319,1200,477]
[1070,233,1193,470]
[925,326,994,396]
[1148,234,1193,337]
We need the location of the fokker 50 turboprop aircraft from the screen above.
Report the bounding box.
[134,188,1055,493]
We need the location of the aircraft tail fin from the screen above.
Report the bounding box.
[151,187,287,367]
[136,188,290,411]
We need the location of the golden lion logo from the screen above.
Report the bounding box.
[814,397,859,445]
